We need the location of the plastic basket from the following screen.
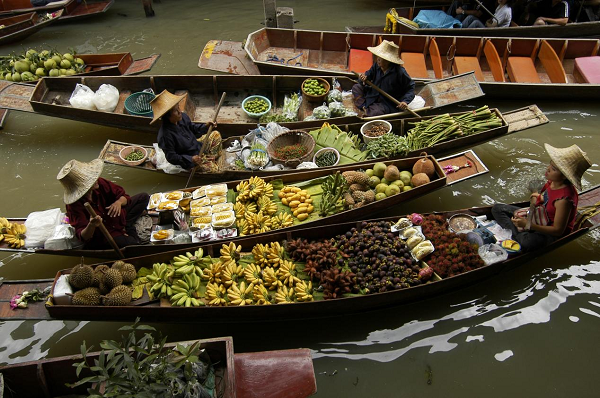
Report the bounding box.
[124,91,155,117]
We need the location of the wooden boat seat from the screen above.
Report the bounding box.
[429,38,443,79]
[573,56,600,83]
[507,57,541,83]
[452,56,484,81]
[483,40,505,82]
[400,52,428,79]
[348,49,372,74]
[538,40,567,83]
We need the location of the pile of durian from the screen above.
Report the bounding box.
[67,260,135,306]
[234,176,294,236]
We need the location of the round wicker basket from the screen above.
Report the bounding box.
[301,78,331,103]
[267,130,316,168]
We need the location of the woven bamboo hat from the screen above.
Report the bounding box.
[149,90,186,125]
[367,40,404,65]
[57,159,104,204]
[544,143,592,191]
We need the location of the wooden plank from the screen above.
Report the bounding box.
[198,40,260,75]
[503,104,549,133]
[437,149,488,185]
[123,53,161,75]
[0,81,35,113]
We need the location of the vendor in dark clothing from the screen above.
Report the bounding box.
[533,0,569,25]
[150,90,218,170]
[57,159,149,250]
[352,40,415,117]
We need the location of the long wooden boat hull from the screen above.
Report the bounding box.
[0,0,114,21]
[97,105,546,181]
[240,28,600,99]
[1,185,597,323]
[0,336,317,398]
[0,10,62,45]
[5,73,481,135]
[0,151,488,259]
[58,0,114,22]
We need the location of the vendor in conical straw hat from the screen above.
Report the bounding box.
[352,40,415,117]
[492,143,592,252]
[150,90,220,171]
[57,159,150,249]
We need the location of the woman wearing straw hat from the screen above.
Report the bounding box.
[57,159,150,249]
[150,90,219,170]
[352,40,415,117]
[492,143,592,252]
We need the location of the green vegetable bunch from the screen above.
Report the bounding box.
[366,133,409,159]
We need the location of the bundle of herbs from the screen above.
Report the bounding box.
[365,133,409,158]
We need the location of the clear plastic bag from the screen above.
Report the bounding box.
[93,84,120,112]
[478,243,508,265]
[312,103,330,119]
[408,95,425,110]
[328,101,346,117]
[151,143,187,174]
[281,92,302,121]
[69,83,96,110]
[327,89,343,104]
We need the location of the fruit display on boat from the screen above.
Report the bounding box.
[0,47,86,82]
[0,218,26,249]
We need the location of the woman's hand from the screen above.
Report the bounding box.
[206,121,217,129]
[192,155,203,165]
[89,215,102,228]
[396,102,408,110]
[359,73,367,83]
[511,215,527,231]
[106,196,127,217]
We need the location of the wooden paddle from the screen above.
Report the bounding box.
[352,71,420,118]
[473,0,498,22]
[84,202,125,259]
[185,92,227,188]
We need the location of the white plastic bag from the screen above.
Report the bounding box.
[408,95,425,110]
[24,208,64,248]
[69,83,97,110]
[44,224,77,250]
[93,84,119,112]
[151,143,187,174]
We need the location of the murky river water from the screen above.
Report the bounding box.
[1,1,599,397]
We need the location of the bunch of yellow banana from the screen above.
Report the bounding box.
[220,242,241,264]
[236,218,249,236]
[247,176,266,199]
[266,241,285,267]
[270,212,293,230]
[146,262,174,298]
[172,249,205,276]
[205,282,228,306]
[257,196,278,216]
[245,211,272,234]
[221,260,244,287]
[235,180,251,202]
[295,280,314,302]
[279,260,301,287]
[243,263,264,286]
[262,266,281,290]
[253,284,274,305]
[0,217,12,234]
[263,182,274,198]
[234,201,257,220]
[251,243,269,267]
[170,273,203,307]
[2,223,27,248]
[202,261,224,284]
[275,285,295,304]
[227,281,254,306]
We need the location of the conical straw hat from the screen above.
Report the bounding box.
[57,159,104,205]
[367,40,404,65]
[544,143,592,191]
[149,90,186,125]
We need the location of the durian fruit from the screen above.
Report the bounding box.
[92,264,110,287]
[69,262,94,290]
[99,268,123,293]
[70,287,101,306]
[112,261,136,284]
[352,190,375,204]
[102,285,132,306]
[349,183,368,193]
[341,171,370,186]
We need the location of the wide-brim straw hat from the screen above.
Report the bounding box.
[57,159,104,205]
[367,40,404,65]
[149,90,186,125]
[544,143,592,191]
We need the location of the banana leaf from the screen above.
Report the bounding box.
[310,123,368,165]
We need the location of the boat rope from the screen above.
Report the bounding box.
[575,201,600,229]
[286,52,303,66]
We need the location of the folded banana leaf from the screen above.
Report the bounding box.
[310,123,367,165]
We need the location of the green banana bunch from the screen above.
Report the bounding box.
[146,262,174,298]
[170,273,204,307]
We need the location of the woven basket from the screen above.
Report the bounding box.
[267,130,316,168]
[301,78,331,103]
[124,91,155,117]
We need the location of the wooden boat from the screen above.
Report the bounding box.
[0,0,114,22]
[346,6,600,38]
[1,183,597,323]
[0,73,482,135]
[0,150,488,259]
[0,10,63,45]
[0,336,317,398]
[0,52,160,114]
[234,27,600,99]
[97,105,547,181]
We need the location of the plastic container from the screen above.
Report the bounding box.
[360,120,392,144]
[124,91,155,117]
[242,95,272,118]
[119,145,148,166]
[313,147,340,167]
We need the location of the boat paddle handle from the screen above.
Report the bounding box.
[186,92,227,188]
[84,202,125,259]
[352,71,420,118]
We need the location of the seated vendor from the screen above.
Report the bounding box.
[352,40,415,117]
[447,0,497,23]
[533,0,569,25]
[57,159,150,250]
[151,90,220,171]
[462,0,513,28]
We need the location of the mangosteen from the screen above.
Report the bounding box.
[338,259,345,266]
[361,221,368,228]
[379,286,387,293]
[411,266,420,273]
[351,266,358,273]
[366,284,375,292]
[403,252,410,259]
[345,231,352,238]
[394,283,403,290]
[387,233,395,240]
[380,264,388,272]
[365,273,373,281]
[356,271,363,278]
[405,259,412,267]
[401,282,409,289]
[379,270,386,278]
[393,277,401,284]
